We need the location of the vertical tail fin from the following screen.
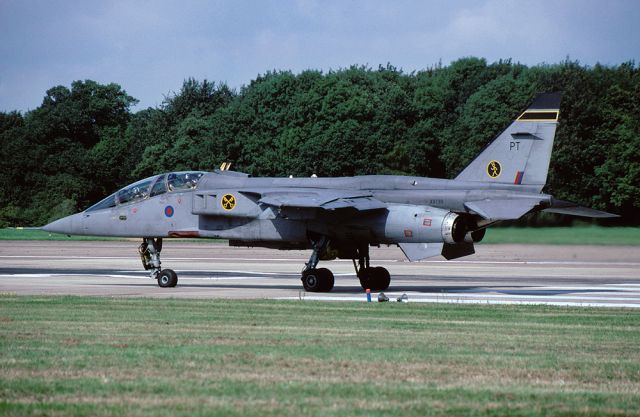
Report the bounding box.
[455,92,561,192]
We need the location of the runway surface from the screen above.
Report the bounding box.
[1,240,639,307]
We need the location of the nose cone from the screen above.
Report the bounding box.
[42,213,81,235]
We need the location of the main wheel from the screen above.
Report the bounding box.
[371,266,390,291]
[316,268,334,292]
[358,267,390,291]
[157,269,178,288]
[358,267,374,290]
[302,268,334,292]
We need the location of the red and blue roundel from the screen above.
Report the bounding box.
[164,205,174,218]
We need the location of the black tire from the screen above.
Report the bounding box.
[302,269,322,292]
[302,268,335,292]
[358,267,390,291]
[372,267,390,291]
[358,267,374,291]
[157,269,178,288]
[316,268,335,292]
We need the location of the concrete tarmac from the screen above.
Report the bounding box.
[1,240,639,307]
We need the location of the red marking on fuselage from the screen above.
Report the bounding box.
[168,231,200,238]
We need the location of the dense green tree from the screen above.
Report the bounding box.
[1,60,638,226]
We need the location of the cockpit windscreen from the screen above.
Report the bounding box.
[85,171,206,212]
[168,172,204,191]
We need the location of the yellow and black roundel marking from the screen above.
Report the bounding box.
[221,194,236,211]
[487,160,502,178]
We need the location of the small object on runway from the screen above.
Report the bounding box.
[397,293,409,303]
[378,292,389,302]
[366,288,371,302]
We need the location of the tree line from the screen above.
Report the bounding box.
[1,57,638,227]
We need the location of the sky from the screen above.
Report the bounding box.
[1,0,639,112]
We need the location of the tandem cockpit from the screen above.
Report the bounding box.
[43,171,208,287]
[85,171,206,212]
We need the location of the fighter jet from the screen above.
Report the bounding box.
[43,93,616,291]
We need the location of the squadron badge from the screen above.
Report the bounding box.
[487,160,502,178]
[221,194,236,211]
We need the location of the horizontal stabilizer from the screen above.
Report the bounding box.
[544,199,619,218]
[464,199,540,221]
[398,242,443,262]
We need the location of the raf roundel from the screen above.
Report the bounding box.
[164,205,174,218]
[487,160,502,178]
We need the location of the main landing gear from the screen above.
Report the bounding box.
[301,237,390,293]
[139,238,177,288]
[352,245,391,292]
[301,237,335,292]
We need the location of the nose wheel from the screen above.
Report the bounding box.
[157,268,178,288]
[139,238,178,287]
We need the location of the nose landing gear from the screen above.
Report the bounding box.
[139,238,178,287]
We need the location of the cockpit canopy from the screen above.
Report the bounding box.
[85,171,205,212]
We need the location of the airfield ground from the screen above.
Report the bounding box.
[1,240,639,415]
[1,241,639,307]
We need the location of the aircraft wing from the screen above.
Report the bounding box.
[249,190,387,212]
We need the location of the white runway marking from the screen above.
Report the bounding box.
[0,273,270,281]
[2,255,639,267]
[279,288,640,308]
[277,295,640,309]
[0,255,397,263]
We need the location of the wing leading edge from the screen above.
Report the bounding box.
[254,190,387,212]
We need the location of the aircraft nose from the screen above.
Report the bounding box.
[42,213,78,235]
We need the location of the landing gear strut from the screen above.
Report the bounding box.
[139,238,177,288]
[352,245,390,291]
[301,236,334,292]
[300,237,391,292]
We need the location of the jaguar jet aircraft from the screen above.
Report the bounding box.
[43,93,616,291]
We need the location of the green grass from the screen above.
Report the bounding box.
[0,228,122,241]
[2,226,639,245]
[1,296,639,416]
[481,226,640,245]
[0,228,223,244]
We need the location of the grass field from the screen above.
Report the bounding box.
[2,226,639,245]
[481,226,640,246]
[1,297,639,416]
[0,228,121,241]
